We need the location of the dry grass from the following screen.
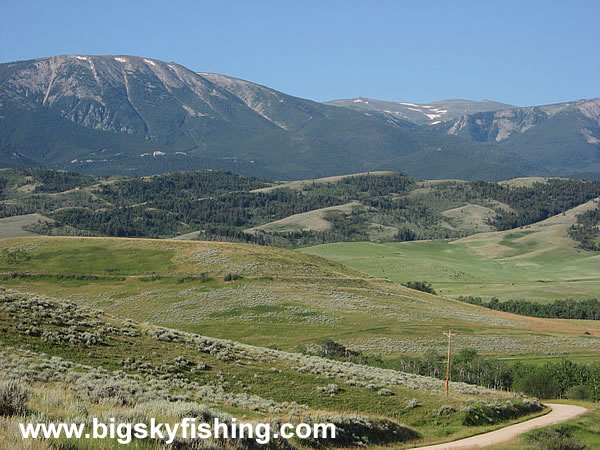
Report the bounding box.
[441,203,496,233]
[251,171,394,193]
[0,214,53,239]
[246,201,364,233]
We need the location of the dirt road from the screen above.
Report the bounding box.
[413,403,588,449]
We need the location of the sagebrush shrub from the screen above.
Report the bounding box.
[0,380,29,417]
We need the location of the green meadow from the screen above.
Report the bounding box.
[1,236,599,365]
[302,223,600,302]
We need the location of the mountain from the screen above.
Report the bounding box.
[432,99,600,177]
[0,55,530,180]
[325,97,513,126]
[1,54,597,180]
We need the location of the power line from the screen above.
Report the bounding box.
[443,330,456,397]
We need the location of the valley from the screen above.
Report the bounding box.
[302,196,600,302]
[1,2,599,446]
[1,168,600,447]
[1,58,599,449]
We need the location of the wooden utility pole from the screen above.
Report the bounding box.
[444,330,456,396]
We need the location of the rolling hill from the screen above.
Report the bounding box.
[3,168,600,249]
[302,196,600,302]
[0,277,548,448]
[1,236,598,360]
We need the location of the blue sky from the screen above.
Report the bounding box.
[1,0,598,106]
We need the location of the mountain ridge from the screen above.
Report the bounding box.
[0,54,597,180]
[325,97,515,126]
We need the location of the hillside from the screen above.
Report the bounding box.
[0,54,573,181]
[3,168,600,248]
[302,197,600,302]
[431,98,600,178]
[326,96,600,179]
[1,281,554,448]
[1,236,598,360]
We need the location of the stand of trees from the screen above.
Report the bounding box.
[458,296,600,320]
[568,203,600,251]
[304,340,600,400]
[3,168,600,247]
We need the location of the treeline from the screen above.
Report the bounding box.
[485,179,600,230]
[51,173,416,239]
[4,167,600,246]
[568,203,600,251]
[96,170,269,204]
[0,167,98,199]
[306,340,600,400]
[398,350,600,401]
[432,179,600,230]
[458,296,600,320]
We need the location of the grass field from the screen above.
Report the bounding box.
[245,201,365,233]
[0,243,557,448]
[250,171,394,193]
[0,213,54,239]
[1,236,599,365]
[302,203,600,302]
[3,287,548,448]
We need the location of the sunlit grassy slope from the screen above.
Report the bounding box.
[302,199,600,302]
[0,286,548,448]
[1,236,599,362]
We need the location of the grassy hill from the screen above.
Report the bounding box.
[302,198,600,302]
[4,168,600,250]
[1,285,552,448]
[1,235,575,447]
[1,236,598,362]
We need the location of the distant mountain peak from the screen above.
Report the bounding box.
[1,55,597,180]
[324,97,513,125]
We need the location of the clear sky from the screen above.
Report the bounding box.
[1,0,598,106]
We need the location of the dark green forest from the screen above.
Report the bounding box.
[568,203,600,251]
[2,168,600,248]
[458,296,600,320]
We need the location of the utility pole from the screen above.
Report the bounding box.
[444,330,456,396]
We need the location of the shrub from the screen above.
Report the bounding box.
[223,273,242,282]
[401,281,437,295]
[526,426,584,450]
[435,405,456,416]
[317,384,340,394]
[406,398,420,409]
[565,385,592,401]
[75,372,144,406]
[515,371,560,399]
[2,248,32,265]
[0,380,29,417]
[302,414,421,447]
[462,400,543,426]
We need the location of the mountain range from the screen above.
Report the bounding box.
[1,54,598,180]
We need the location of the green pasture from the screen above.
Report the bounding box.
[0,236,598,362]
[302,229,600,302]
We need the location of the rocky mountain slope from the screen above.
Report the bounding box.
[0,55,597,179]
[325,98,513,126]
[433,98,600,177]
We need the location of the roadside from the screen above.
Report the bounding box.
[412,403,588,449]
